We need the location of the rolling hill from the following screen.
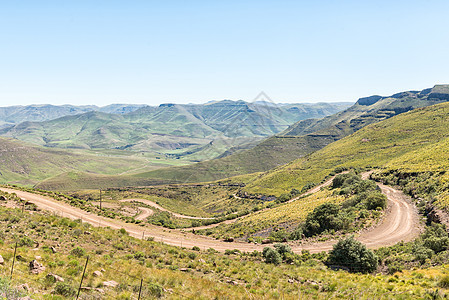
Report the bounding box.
[0,137,160,186]
[37,91,449,191]
[0,101,350,161]
[241,101,449,195]
[103,85,449,184]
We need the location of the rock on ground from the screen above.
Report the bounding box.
[103,280,119,288]
[29,260,45,274]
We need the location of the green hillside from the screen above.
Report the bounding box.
[0,101,349,162]
[37,87,449,191]
[241,101,449,195]
[0,137,161,186]
[111,85,449,184]
[0,195,445,299]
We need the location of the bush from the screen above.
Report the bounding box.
[146,282,164,298]
[414,245,435,264]
[290,189,300,196]
[269,228,289,242]
[0,277,24,299]
[327,236,378,273]
[54,282,76,297]
[70,246,86,258]
[362,193,387,210]
[332,173,360,189]
[274,243,292,256]
[422,223,449,253]
[134,252,145,260]
[289,227,303,240]
[17,236,34,247]
[276,193,290,204]
[304,203,347,237]
[263,247,282,265]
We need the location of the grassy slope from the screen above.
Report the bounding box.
[242,102,449,195]
[123,85,449,184]
[203,189,346,240]
[0,137,155,186]
[1,198,447,299]
[38,90,449,191]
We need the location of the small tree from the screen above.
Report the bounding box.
[262,247,282,265]
[274,243,292,260]
[304,203,343,236]
[326,236,378,273]
[362,193,387,210]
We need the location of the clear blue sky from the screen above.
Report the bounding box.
[1,0,449,106]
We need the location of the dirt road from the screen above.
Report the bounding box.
[125,171,360,228]
[0,183,420,253]
[120,199,213,220]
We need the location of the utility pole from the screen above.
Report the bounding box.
[99,189,102,210]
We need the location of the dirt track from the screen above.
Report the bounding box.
[0,183,421,253]
[120,199,213,220]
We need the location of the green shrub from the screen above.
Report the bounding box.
[18,236,34,247]
[290,189,300,196]
[362,193,387,210]
[146,282,164,298]
[276,193,291,203]
[54,282,76,297]
[70,246,86,257]
[114,243,125,250]
[289,227,303,240]
[134,252,145,260]
[304,203,347,237]
[274,244,292,256]
[269,228,289,242]
[263,247,282,265]
[332,173,360,189]
[327,236,378,273]
[422,223,449,253]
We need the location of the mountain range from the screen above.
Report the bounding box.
[0,101,350,161]
[0,104,147,129]
[113,85,449,184]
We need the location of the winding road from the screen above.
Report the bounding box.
[0,180,421,253]
[119,198,214,220]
